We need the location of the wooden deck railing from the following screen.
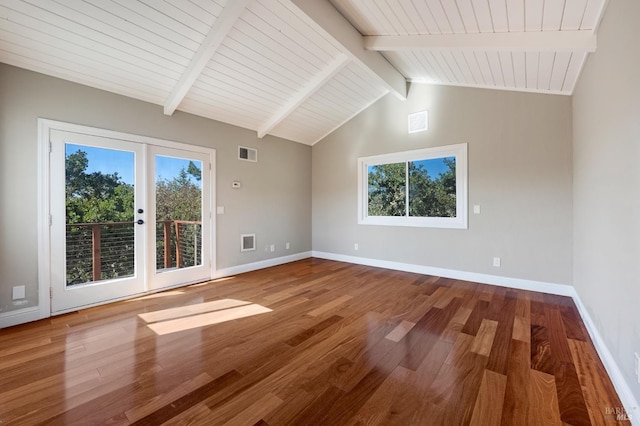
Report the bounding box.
[66,220,201,283]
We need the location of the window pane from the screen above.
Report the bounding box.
[408,156,456,218]
[367,162,406,216]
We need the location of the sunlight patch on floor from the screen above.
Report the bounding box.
[139,299,272,335]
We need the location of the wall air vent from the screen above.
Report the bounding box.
[238,146,258,162]
[241,234,256,252]
[408,110,428,133]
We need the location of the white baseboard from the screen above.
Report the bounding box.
[312,251,572,295]
[570,289,639,422]
[216,251,312,278]
[0,306,41,329]
[312,250,639,421]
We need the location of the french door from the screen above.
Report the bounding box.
[49,129,212,313]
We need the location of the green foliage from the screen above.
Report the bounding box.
[368,157,456,218]
[409,157,456,217]
[368,162,406,216]
[155,165,203,270]
[66,150,134,223]
[155,168,201,222]
[64,151,203,285]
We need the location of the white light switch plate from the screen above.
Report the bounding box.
[473,205,481,214]
[12,285,26,300]
[216,206,225,214]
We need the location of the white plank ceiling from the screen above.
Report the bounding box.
[0,0,607,144]
[332,0,606,95]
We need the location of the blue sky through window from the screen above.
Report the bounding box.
[367,156,454,180]
[410,156,454,179]
[65,144,202,187]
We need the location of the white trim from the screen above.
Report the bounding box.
[358,143,468,229]
[38,119,217,153]
[410,79,572,96]
[570,289,640,422]
[311,250,639,421]
[37,119,52,320]
[216,252,312,278]
[364,31,597,53]
[37,119,216,317]
[0,307,41,329]
[311,251,572,295]
[163,0,251,115]
[289,0,406,100]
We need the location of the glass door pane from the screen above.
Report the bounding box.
[65,144,136,285]
[155,155,203,272]
[148,146,211,291]
[50,130,145,314]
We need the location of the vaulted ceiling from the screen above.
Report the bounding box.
[0,0,607,145]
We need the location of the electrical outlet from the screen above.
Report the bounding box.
[493,257,501,267]
[354,243,359,251]
[270,244,275,252]
[285,242,290,250]
[635,352,640,383]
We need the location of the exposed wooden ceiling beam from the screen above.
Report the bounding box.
[258,54,349,139]
[364,31,597,53]
[288,0,406,100]
[164,0,251,116]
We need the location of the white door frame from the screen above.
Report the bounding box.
[37,118,216,317]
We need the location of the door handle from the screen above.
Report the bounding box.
[137,209,144,214]
[137,219,144,225]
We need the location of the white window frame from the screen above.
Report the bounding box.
[357,143,468,229]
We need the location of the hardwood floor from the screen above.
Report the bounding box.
[0,259,629,425]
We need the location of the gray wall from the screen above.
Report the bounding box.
[312,83,573,285]
[0,63,312,314]
[572,0,640,405]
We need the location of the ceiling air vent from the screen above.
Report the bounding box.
[241,234,256,252]
[408,110,428,133]
[238,146,257,162]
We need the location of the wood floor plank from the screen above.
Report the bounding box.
[470,318,498,356]
[555,361,592,426]
[384,320,415,342]
[0,259,628,425]
[528,369,563,426]
[307,294,352,317]
[501,339,531,425]
[130,370,244,426]
[349,365,413,425]
[486,292,517,375]
[560,303,588,342]
[400,297,463,371]
[568,339,631,425]
[217,392,282,425]
[461,299,490,336]
[512,315,530,343]
[546,307,574,363]
[531,324,555,375]
[469,369,507,426]
[284,314,344,347]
